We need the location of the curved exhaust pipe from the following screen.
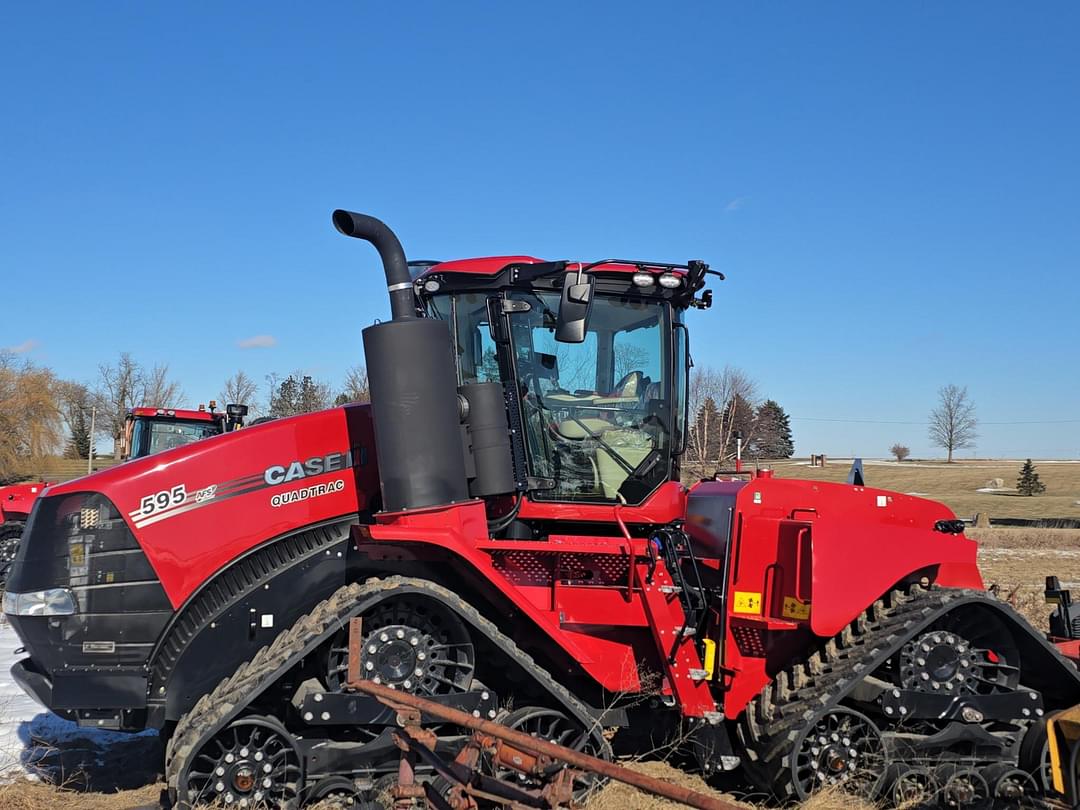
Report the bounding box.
[332,209,415,320]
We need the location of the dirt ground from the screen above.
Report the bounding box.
[2,525,1075,809]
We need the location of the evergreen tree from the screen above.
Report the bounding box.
[753,400,795,459]
[1016,459,1046,496]
[269,374,330,417]
[64,406,93,459]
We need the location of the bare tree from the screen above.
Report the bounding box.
[0,352,64,483]
[889,443,911,462]
[928,384,977,463]
[220,371,259,413]
[95,353,185,448]
[686,365,759,476]
[335,365,370,405]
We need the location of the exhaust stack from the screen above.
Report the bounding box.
[333,209,469,512]
[332,210,416,321]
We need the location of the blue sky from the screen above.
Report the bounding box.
[2,3,1077,458]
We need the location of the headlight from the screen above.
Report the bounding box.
[658,273,682,289]
[632,272,655,287]
[3,588,77,616]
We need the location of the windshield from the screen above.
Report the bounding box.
[431,290,675,504]
[512,291,673,502]
[129,418,222,459]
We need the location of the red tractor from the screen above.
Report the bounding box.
[116,403,248,461]
[0,403,246,585]
[4,211,1077,808]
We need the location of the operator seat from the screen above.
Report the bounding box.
[553,370,654,498]
[595,371,645,406]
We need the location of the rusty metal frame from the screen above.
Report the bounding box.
[345,617,734,809]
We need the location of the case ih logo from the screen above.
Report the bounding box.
[262,450,358,486]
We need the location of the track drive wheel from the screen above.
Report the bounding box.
[326,596,475,695]
[0,521,24,588]
[791,707,886,800]
[178,714,302,809]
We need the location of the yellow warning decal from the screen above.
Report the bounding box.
[782,596,811,620]
[733,591,762,615]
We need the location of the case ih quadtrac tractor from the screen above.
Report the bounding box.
[5,211,1079,808]
[0,403,246,587]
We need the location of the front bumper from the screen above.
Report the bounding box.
[9,653,153,730]
[10,657,59,715]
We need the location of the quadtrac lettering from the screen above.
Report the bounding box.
[270,478,346,508]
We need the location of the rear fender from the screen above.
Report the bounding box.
[809,519,982,638]
[727,478,982,640]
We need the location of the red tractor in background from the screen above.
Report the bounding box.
[5,211,1079,808]
[0,402,247,586]
[116,402,248,461]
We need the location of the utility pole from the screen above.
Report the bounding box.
[87,406,96,476]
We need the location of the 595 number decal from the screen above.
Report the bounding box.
[139,484,187,517]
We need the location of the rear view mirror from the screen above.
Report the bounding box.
[555,270,594,343]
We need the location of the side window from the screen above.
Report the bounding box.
[477,329,499,383]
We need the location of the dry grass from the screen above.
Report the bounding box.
[766,458,1080,521]
[0,779,159,809]
[970,527,1080,630]
[580,761,875,810]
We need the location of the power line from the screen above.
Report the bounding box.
[792,417,1080,426]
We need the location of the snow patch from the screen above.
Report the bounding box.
[0,619,157,781]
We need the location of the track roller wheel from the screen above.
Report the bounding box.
[885,764,935,806]
[178,714,302,809]
[306,775,363,807]
[494,706,610,802]
[983,765,1039,804]
[791,707,886,800]
[936,765,989,807]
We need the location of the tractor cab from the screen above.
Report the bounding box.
[418,258,715,505]
[120,402,248,460]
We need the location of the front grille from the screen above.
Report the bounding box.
[7,491,172,671]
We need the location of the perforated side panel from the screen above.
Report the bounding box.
[491,551,555,587]
[490,551,630,587]
[731,624,766,658]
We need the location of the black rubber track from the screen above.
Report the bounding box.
[736,585,1080,802]
[0,521,24,589]
[165,576,611,808]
